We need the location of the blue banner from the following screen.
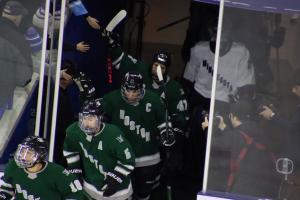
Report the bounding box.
[193,0,300,14]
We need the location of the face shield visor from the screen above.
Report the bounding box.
[14,144,39,168]
[121,87,145,106]
[79,113,102,134]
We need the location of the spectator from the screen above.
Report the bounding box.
[24,26,42,73]
[0,0,33,118]
[259,69,300,199]
[227,8,285,92]
[33,0,100,30]
[202,100,280,198]
[54,60,79,167]
[32,1,91,54]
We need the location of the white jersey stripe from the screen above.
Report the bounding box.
[135,152,160,167]
[112,52,124,67]
[66,155,80,164]
[114,166,130,176]
[117,161,134,170]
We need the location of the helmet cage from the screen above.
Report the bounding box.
[79,113,102,134]
[121,86,145,105]
[14,144,40,168]
[121,72,145,105]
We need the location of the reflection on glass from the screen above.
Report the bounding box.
[0,0,46,164]
[206,6,300,200]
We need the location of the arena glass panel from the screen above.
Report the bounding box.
[205,4,300,200]
[0,0,49,163]
[43,0,68,161]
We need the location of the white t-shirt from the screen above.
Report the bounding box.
[184,41,255,103]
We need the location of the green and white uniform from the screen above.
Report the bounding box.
[151,78,189,130]
[63,123,135,200]
[0,160,86,200]
[110,46,189,131]
[102,90,167,167]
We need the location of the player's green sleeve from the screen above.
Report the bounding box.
[0,161,15,199]
[110,132,135,177]
[167,86,190,131]
[109,46,149,75]
[63,123,82,170]
[109,46,138,71]
[56,168,87,200]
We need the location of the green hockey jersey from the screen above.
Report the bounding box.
[109,46,189,131]
[102,89,168,167]
[63,122,135,199]
[0,160,86,200]
[151,78,189,130]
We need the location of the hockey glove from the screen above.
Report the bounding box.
[173,127,184,137]
[172,127,185,152]
[0,192,11,200]
[165,128,185,173]
[103,171,125,197]
[160,127,176,148]
[73,72,95,100]
[100,28,120,48]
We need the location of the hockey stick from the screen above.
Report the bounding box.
[103,10,127,85]
[106,10,127,32]
[101,9,127,41]
[157,66,168,112]
[156,16,190,31]
[157,66,173,200]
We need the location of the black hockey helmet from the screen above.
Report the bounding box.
[122,71,144,90]
[121,71,145,105]
[152,50,171,67]
[79,99,103,134]
[73,72,96,99]
[14,136,48,168]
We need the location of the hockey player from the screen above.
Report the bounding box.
[101,31,189,135]
[0,136,86,200]
[63,99,135,200]
[102,72,176,200]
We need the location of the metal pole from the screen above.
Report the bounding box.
[202,0,224,192]
[43,0,57,139]
[48,0,66,162]
[35,0,51,136]
[135,0,145,59]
